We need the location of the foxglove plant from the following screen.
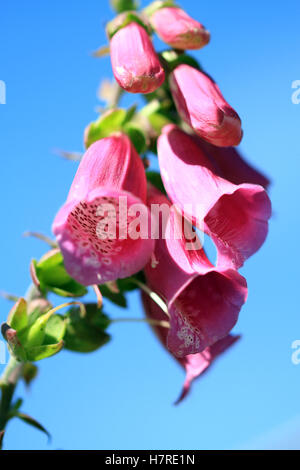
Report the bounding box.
[0,0,272,449]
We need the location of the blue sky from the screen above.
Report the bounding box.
[0,0,299,450]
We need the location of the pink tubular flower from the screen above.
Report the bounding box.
[150,7,210,50]
[157,125,272,269]
[169,64,243,147]
[110,22,165,94]
[192,136,270,190]
[142,292,240,404]
[143,185,247,358]
[52,134,155,286]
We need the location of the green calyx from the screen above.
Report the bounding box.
[143,0,177,19]
[160,50,202,73]
[106,11,151,39]
[1,298,65,363]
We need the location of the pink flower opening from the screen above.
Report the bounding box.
[52,134,155,285]
[150,7,210,50]
[144,185,248,358]
[142,292,241,404]
[157,125,272,269]
[169,64,243,147]
[110,22,165,94]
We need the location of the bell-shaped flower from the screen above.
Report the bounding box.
[193,136,270,189]
[110,22,165,94]
[142,291,240,404]
[143,185,247,358]
[52,133,155,285]
[150,6,210,50]
[169,64,242,147]
[157,125,272,269]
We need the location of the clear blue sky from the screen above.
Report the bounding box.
[0,0,299,450]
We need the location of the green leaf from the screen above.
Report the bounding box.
[15,412,51,441]
[123,122,147,153]
[25,340,64,362]
[35,249,87,298]
[85,109,127,148]
[64,304,110,353]
[7,298,28,332]
[43,315,66,345]
[146,171,166,195]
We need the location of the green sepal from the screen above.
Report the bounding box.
[160,50,202,73]
[27,299,52,327]
[8,340,27,363]
[25,340,64,362]
[18,310,54,349]
[143,0,176,19]
[7,298,28,332]
[106,11,151,40]
[34,249,87,298]
[1,324,27,362]
[84,109,127,148]
[84,107,147,154]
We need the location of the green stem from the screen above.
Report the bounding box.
[0,283,40,449]
[131,279,170,318]
[110,317,170,328]
[0,357,23,449]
